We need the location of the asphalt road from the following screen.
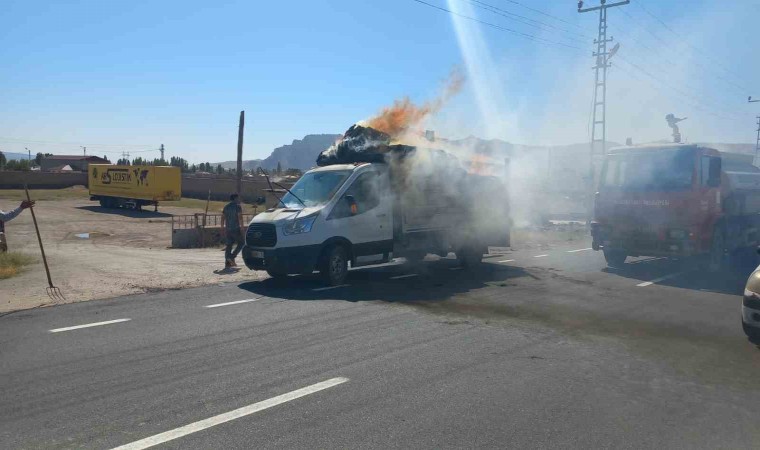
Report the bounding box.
[3,240,760,449]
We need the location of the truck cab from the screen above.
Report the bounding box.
[242,163,394,284]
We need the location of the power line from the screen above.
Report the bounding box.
[499,0,585,30]
[410,0,584,50]
[0,136,155,148]
[635,0,751,91]
[461,0,590,41]
[620,6,749,95]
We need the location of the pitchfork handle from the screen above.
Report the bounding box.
[24,185,54,288]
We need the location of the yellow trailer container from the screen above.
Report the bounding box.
[88,165,181,211]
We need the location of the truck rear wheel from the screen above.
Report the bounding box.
[603,249,627,267]
[457,246,483,268]
[320,245,348,286]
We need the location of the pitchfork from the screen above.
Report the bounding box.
[24,185,65,302]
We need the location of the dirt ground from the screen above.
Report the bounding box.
[0,195,264,313]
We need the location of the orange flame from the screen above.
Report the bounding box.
[366,69,464,138]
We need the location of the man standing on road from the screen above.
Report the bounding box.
[221,193,245,269]
[0,200,35,253]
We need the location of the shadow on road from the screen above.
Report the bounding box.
[238,257,535,304]
[76,205,173,218]
[603,256,756,296]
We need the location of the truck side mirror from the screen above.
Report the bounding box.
[708,157,721,187]
[345,195,358,215]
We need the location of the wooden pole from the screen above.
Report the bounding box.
[237,111,244,196]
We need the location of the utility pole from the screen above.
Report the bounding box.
[81,146,86,156]
[25,147,31,162]
[236,111,245,196]
[160,144,165,162]
[751,97,760,166]
[121,151,130,164]
[754,116,760,167]
[578,0,628,221]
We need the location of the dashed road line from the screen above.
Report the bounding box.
[110,377,349,450]
[498,259,515,263]
[390,274,419,280]
[533,254,548,258]
[627,257,667,265]
[205,298,261,308]
[567,248,592,253]
[312,284,350,292]
[49,319,131,333]
[636,271,687,287]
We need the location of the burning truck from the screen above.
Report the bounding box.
[241,124,511,285]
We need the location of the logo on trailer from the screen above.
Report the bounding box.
[101,168,131,185]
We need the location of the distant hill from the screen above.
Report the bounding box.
[1,152,32,161]
[215,134,340,171]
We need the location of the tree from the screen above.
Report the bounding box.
[35,152,44,166]
[6,159,30,171]
[285,168,303,177]
[0,151,6,169]
[276,161,282,175]
[190,163,197,172]
[216,164,224,174]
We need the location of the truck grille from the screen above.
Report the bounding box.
[246,223,277,247]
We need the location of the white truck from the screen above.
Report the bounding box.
[241,142,510,285]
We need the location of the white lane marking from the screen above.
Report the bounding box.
[390,274,419,280]
[533,254,548,258]
[567,248,592,253]
[498,259,515,263]
[312,284,350,292]
[111,377,349,450]
[636,271,687,287]
[49,319,131,333]
[205,299,260,309]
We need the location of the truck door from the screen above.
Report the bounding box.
[329,170,393,260]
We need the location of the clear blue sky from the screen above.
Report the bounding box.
[1,0,757,163]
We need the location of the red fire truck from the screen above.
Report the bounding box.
[591,144,760,269]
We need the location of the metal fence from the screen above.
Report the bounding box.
[171,213,256,231]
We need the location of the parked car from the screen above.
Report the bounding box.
[742,249,760,341]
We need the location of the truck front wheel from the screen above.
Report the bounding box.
[320,245,348,286]
[603,249,627,267]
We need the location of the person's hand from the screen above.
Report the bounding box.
[20,200,35,209]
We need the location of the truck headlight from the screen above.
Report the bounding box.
[283,213,317,235]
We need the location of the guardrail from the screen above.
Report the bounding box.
[171,213,256,231]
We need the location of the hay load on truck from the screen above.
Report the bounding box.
[241,124,511,285]
[88,165,182,211]
[591,143,760,270]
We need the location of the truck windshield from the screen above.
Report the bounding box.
[601,148,694,192]
[280,170,352,208]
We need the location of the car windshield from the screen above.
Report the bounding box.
[601,148,694,191]
[279,170,351,208]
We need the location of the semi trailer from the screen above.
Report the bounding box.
[89,165,181,211]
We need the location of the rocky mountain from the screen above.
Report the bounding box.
[215,134,341,171]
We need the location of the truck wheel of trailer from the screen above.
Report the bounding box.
[320,244,349,286]
[603,249,627,267]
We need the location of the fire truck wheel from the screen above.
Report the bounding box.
[708,231,727,272]
[320,245,348,286]
[603,249,627,267]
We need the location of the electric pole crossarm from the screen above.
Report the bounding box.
[578,0,629,13]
